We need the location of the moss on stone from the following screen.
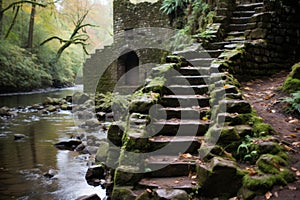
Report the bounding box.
[282,62,300,93]
[143,76,166,93]
[111,186,136,200]
[114,165,143,186]
[256,154,288,174]
[252,122,274,137]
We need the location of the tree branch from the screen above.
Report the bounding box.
[1,0,46,14]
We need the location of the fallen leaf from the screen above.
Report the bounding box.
[246,167,258,176]
[296,171,300,176]
[291,167,298,172]
[265,191,272,199]
[274,191,278,198]
[288,119,299,124]
[202,116,209,121]
[224,85,230,89]
[292,142,300,147]
[271,109,276,113]
[283,145,293,151]
[244,87,252,91]
[265,93,275,100]
[174,180,179,184]
[191,175,197,180]
[146,188,152,193]
[191,181,197,185]
[229,197,238,200]
[288,185,297,190]
[180,153,193,159]
[243,93,250,98]
[288,133,297,138]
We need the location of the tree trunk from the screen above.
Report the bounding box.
[27,0,36,49]
[0,0,3,37]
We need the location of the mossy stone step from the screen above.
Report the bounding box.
[165,85,208,95]
[156,106,210,119]
[220,99,252,114]
[231,17,251,24]
[236,2,264,11]
[148,136,202,155]
[227,31,245,37]
[161,94,210,107]
[188,58,215,67]
[149,119,210,136]
[167,75,210,86]
[138,176,198,189]
[207,42,230,50]
[145,155,199,177]
[178,66,210,76]
[229,24,248,32]
[232,11,256,17]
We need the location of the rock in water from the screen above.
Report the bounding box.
[155,189,189,200]
[14,134,26,140]
[75,194,101,200]
[44,169,58,179]
[54,140,82,150]
[85,165,106,186]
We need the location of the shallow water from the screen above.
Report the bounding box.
[0,86,106,200]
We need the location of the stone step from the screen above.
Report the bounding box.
[173,50,212,60]
[203,49,224,58]
[231,16,251,24]
[167,75,210,86]
[178,66,210,76]
[227,31,245,37]
[188,58,215,67]
[156,106,210,120]
[145,155,200,177]
[139,176,198,189]
[148,136,203,155]
[229,24,248,32]
[236,2,264,11]
[150,119,210,136]
[165,85,209,95]
[232,11,255,17]
[161,94,210,107]
[207,42,230,50]
[225,37,246,43]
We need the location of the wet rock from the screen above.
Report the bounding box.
[95,141,109,162]
[65,95,72,103]
[85,165,106,186]
[74,143,86,152]
[43,97,54,105]
[220,99,252,114]
[0,106,10,116]
[75,194,101,200]
[60,104,72,110]
[85,118,100,127]
[76,110,94,120]
[46,105,57,112]
[54,140,82,150]
[111,187,136,200]
[14,134,26,140]
[44,169,58,179]
[197,157,243,198]
[73,92,90,104]
[155,189,189,200]
[86,146,99,155]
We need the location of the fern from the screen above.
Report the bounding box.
[160,0,189,15]
[282,91,300,113]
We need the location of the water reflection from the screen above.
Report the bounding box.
[0,86,105,200]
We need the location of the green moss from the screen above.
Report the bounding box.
[282,77,300,93]
[256,154,288,174]
[143,77,166,93]
[282,62,300,93]
[252,122,274,137]
[111,186,136,200]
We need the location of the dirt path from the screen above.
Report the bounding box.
[241,71,300,200]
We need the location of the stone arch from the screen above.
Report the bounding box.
[117,50,139,85]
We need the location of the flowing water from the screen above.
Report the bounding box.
[0,86,106,200]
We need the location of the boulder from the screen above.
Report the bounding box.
[54,140,82,150]
[0,106,10,116]
[197,157,244,198]
[14,134,26,140]
[73,92,90,104]
[155,189,189,200]
[86,146,99,155]
[85,165,106,186]
[85,118,100,127]
[44,169,58,179]
[75,194,101,200]
[46,105,57,112]
[95,141,109,162]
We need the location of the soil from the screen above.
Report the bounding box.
[241,71,300,200]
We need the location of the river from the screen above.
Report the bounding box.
[0,86,106,200]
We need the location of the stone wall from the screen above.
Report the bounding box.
[113,0,170,34]
[242,0,300,75]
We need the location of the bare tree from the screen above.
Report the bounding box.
[40,9,96,62]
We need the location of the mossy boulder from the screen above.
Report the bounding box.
[197,157,244,198]
[256,154,288,174]
[111,186,136,200]
[95,141,110,162]
[114,165,142,186]
[282,62,300,93]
